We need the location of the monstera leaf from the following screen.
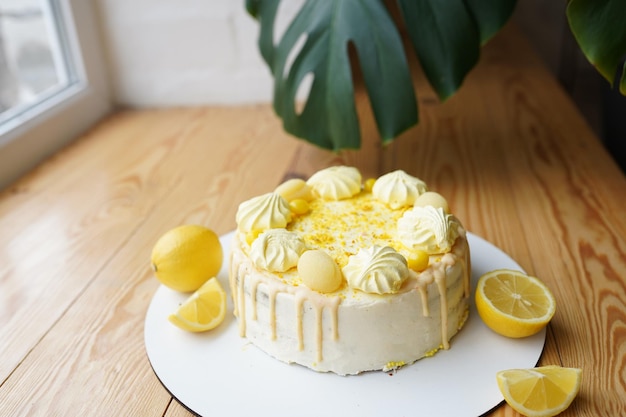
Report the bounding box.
[396,0,516,101]
[567,0,626,95]
[247,0,516,151]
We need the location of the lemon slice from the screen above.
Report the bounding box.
[168,277,226,332]
[475,269,556,338]
[497,366,582,417]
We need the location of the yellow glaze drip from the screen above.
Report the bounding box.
[230,248,343,362]
[295,293,305,351]
[269,286,278,340]
[250,279,260,320]
[418,286,430,317]
[435,268,449,350]
[314,305,323,362]
[408,250,465,350]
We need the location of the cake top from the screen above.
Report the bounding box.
[235,166,464,297]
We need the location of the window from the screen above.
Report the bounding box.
[0,0,110,190]
[0,1,69,120]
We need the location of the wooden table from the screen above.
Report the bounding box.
[1,23,625,416]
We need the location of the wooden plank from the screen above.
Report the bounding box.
[0,110,200,382]
[0,105,298,415]
[459,25,626,415]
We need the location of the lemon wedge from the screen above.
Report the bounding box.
[168,277,226,332]
[475,269,556,338]
[497,366,582,417]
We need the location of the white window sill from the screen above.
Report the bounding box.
[0,0,111,190]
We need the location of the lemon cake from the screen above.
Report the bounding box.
[229,166,471,375]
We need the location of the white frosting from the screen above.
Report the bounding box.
[398,206,460,254]
[372,170,428,209]
[306,166,361,200]
[230,232,470,375]
[250,229,306,272]
[235,192,292,233]
[343,246,409,294]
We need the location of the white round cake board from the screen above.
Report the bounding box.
[145,231,546,417]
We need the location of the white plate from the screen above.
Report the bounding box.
[145,231,545,417]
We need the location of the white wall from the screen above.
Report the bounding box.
[95,0,303,107]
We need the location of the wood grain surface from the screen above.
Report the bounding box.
[1,23,625,416]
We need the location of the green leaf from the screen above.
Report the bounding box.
[397,0,479,101]
[251,0,417,150]
[567,0,626,95]
[397,0,516,101]
[248,0,516,151]
[245,0,259,17]
[464,0,517,44]
[245,0,279,68]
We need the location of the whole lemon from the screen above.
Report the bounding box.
[151,225,223,292]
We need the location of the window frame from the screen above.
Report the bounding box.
[0,0,111,190]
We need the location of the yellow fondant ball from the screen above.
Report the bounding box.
[297,250,342,293]
[414,191,450,213]
[275,178,313,202]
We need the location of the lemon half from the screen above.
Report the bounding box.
[475,269,556,338]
